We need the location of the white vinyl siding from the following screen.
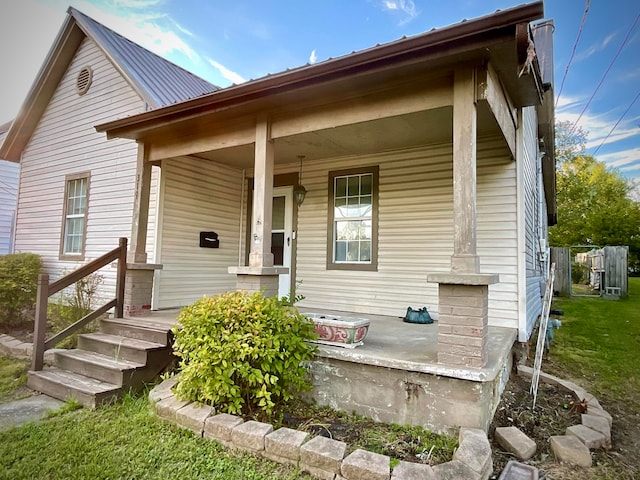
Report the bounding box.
[13,37,155,299]
[0,159,19,255]
[521,106,546,339]
[287,138,519,329]
[154,156,242,309]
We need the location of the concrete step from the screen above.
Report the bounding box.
[54,349,145,386]
[27,368,121,409]
[101,317,173,346]
[77,332,167,364]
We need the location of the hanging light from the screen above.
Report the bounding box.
[293,155,307,206]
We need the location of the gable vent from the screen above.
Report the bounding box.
[76,66,93,96]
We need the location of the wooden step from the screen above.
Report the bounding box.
[27,368,121,409]
[54,349,145,386]
[101,317,173,346]
[77,333,167,364]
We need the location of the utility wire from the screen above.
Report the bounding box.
[571,13,640,133]
[592,89,640,156]
[555,0,590,108]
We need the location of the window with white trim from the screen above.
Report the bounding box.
[60,173,90,259]
[327,166,378,271]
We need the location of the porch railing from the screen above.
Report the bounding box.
[32,237,128,371]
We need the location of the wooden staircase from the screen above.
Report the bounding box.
[27,316,174,408]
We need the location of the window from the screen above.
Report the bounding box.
[327,166,378,271]
[60,173,90,259]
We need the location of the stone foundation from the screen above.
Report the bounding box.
[308,352,512,434]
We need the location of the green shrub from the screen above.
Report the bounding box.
[0,253,41,327]
[172,291,317,417]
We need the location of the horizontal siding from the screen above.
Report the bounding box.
[521,107,545,339]
[285,139,518,328]
[155,157,242,308]
[0,159,19,254]
[13,37,151,300]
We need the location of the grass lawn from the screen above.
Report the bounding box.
[0,355,30,403]
[547,277,640,405]
[0,393,313,480]
[543,276,640,479]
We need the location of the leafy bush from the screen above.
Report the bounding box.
[0,253,41,327]
[47,273,104,348]
[172,291,317,417]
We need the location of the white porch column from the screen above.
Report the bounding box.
[229,115,287,297]
[125,142,162,316]
[428,67,498,368]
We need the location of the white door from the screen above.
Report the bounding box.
[271,187,293,298]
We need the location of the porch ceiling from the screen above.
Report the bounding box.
[176,105,504,169]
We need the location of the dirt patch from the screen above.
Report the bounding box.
[490,372,640,480]
[281,400,458,466]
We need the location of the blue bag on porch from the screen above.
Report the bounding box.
[403,307,433,324]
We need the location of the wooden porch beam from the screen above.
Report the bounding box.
[476,63,517,159]
[271,79,452,139]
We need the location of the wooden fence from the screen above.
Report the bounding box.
[550,245,628,298]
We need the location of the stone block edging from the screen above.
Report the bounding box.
[517,365,613,467]
[149,378,493,480]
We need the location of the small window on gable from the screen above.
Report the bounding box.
[327,166,379,271]
[76,66,93,96]
[60,173,90,260]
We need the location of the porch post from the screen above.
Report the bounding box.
[228,114,287,297]
[124,142,162,317]
[428,67,498,368]
[452,66,479,274]
[249,115,275,268]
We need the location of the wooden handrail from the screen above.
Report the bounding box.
[32,238,128,371]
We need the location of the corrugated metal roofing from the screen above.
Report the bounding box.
[69,7,218,108]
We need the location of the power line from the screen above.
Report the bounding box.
[592,89,640,157]
[555,0,590,108]
[571,13,640,132]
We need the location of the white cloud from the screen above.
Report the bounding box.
[598,148,640,170]
[113,0,163,8]
[309,49,317,64]
[207,58,246,85]
[576,31,617,61]
[381,0,418,24]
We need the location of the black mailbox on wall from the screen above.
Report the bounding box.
[199,231,220,248]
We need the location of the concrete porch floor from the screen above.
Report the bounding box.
[141,307,517,384]
[299,308,517,383]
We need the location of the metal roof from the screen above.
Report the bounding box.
[69,7,218,108]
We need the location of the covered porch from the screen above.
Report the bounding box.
[95,2,549,432]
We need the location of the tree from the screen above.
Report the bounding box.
[549,153,640,272]
[554,120,588,164]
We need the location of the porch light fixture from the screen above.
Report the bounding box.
[294,155,307,206]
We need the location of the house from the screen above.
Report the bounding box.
[95,1,555,431]
[0,121,19,255]
[0,7,217,308]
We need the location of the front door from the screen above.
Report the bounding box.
[271,186,293,298]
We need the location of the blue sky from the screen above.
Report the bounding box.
[0,0,639,191]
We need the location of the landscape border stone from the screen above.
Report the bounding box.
[147,378,503,480]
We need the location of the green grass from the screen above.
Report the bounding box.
[0,355,30,403]
[547,277,640,405]
[0,393,312,480]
